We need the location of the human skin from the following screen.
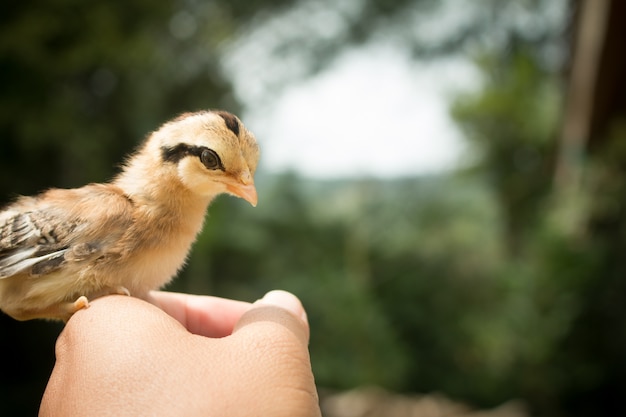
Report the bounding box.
[39,290,321,417]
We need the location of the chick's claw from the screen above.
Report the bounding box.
[58,296,90,322]
[64,287,127,321]
[72,295,90,312]
[114,286,131,296]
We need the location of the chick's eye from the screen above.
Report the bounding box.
[200,148,221,170]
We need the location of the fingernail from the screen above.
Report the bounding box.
[257,290,308,324]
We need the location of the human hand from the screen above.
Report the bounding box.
[39,290,321,417]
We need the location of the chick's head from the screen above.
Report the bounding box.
[154,111,260,206]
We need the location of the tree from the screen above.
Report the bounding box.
[451,50,561,255]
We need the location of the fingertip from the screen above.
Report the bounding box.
[234,290,310,346]
[254,290,308,326]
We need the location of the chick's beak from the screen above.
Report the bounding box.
[226,171,258,207]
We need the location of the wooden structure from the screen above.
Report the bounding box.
[556,0,626,187]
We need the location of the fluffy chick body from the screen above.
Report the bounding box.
[0,110,259,321]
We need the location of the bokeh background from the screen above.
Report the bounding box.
[1,0,625,416]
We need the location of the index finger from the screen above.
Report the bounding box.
[149,291,252,338]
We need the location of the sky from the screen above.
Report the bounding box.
[233,45,480,179]
[217,0,568,180]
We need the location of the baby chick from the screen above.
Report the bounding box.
[0,110,259,321]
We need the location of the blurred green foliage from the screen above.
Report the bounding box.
[452,49,561,256]
[1,1,625,417]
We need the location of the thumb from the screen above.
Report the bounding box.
[233,290,310,346]
[229,291,320,417]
